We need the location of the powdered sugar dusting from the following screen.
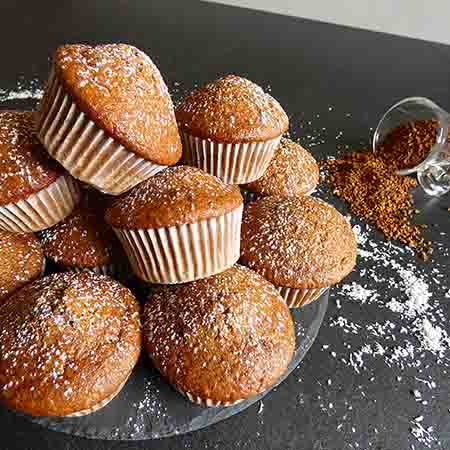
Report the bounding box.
[0,79,44,103]
[320,219,449,448]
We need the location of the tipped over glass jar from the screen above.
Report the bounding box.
[373,97,450,197]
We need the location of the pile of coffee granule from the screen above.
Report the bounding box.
[322,152,432,260]
[374,120,438,170]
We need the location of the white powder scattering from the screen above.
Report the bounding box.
[349,343,385,374]
[410,417,437,449]
[397,269,432,317]
[0,79,44,102]
[258,401,264,414]
[341,282,378,304]
[0,88,44,102]
[127,376,168,439]
[321,218,449,446]
[329,316,361,334]
[418,319,448,356]
[353,224,369,246]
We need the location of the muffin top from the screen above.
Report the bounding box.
[143,265,295,404]
[240,196,357,288]
[52,44,182,165]
[175,75,289,143]
[0,231,44,304]
[0,111,64,206]
[242,138,319,196]
[39,207,123,268]
[0,272,141,417]
[105,166,243,229]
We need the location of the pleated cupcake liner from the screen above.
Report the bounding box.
[113,206,243,284]
[37,70,166,195]
[181,132,281,184]
[277,286,328,308]
[0,174,80,233]
[65,375,130,418]
[177,386,243,408]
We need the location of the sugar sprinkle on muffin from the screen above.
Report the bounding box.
[0,230,45,304]
[143,265,295,406]
[39,206,128,277]
[0,111,80,232]
[38,44,182,194]
[0,272,141,417]
[240,196,357,307]
[242,137,319,200]
[106,166,243,284]
[176,75,289,184]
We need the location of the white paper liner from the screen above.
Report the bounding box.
[278,286,328,308]
[0,174,80,233]
[114,206,243,284]
[37,70,166,195]
[64,376,129,418]
[181,132,281,184]
[177,387,243,408]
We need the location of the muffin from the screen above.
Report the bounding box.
[0,230,45,304]
[37,44,182,195]
[143,265,295,406]
[176,75,288,184]
[241,137,319,202]
[0,272,141,417]
[0,111,80,232]
[240,196,357,308]
[105,166,243,284]
[39,206,128,277]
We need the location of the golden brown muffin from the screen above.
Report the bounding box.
[241,196,357,289]
[143,265,295,406]
[105,166,244,284]
[242,137,319,197]
[0,272,141,417]
[0,230,44,304]
[0,111,64,206]
[39,207,126,273]
[105,166,243,229]
[176,75,288,143]
[46,44,181,165]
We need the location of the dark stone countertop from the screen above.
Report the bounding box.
[0,1,449,449]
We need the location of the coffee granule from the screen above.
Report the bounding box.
[375,120,439,170]
[322,152,432,260]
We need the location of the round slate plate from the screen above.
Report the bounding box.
[24,290,329,440]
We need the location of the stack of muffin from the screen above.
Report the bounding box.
[0,44,357,417]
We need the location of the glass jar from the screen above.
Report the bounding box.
[372,97,450,196]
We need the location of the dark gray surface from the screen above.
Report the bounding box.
[0,1,449,449]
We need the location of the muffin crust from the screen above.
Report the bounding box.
[39,207,124,269]
[176,75,288,143]
[0,230,44,304]
[105,166,243,229]
[143,265,295,404]
[0,111,64,206]
[0,272,141,417]
[242,138,319,197]
[48,44,182,165]
[240,196,357,288]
